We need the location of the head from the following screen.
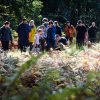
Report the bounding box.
[92,22,96,27]
[49,20,53,28]
[64,23,67,27]
[37,29,43,35]
[4,21,10,28]
[22,18,27,23]
[54,21,59,26]
[67,21,71,26]
[29,20,35,26]
[42,18,48,23]
[77,20,83,26]
[56,34,61,41]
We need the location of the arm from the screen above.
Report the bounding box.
[0,27,2,40]
[9,29,13,42]
[34,34,37,47]
[72,25,76,37]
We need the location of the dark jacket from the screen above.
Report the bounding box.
[76,25,87,42]
[17,23,30,46]
[88,26,97,39]
[59,37,67,45]
[0,26,12,41]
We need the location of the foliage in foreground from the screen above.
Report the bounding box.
[0,65,99,100]
[0,45,100,100]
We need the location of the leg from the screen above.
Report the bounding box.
[69,37,73,44]
[5,41,9,51]
[47,40,50,51]
[1,41,5,50]
[29,42,33,51]
[51,39,56,49]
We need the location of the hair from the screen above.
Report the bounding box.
[42,18,48,22]
[29,20,35,26]
[56,34,60,38]
[67,21,70,24]
[54,21,58,25]
[37,28,43,33]
[4,21,10,25]
[22,18,27,22]
[49,20,53,25]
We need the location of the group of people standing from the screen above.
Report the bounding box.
[0,17,98,53]
[64,20,98,48]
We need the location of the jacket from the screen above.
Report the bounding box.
[64,25,76,38]
[47,26,56,40]
[17,23,30,46]
[29,26,36,43]
[0,26,12,41]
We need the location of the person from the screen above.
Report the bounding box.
[42,18,49,38]
[88,22,97,43]
[29,20,36,51]
[56,35,67,45]
[38,25,47,39]
[64,21,76,44]
[17,18,30,52]
[34,29,43,53]
[42,18,48,25]
[47,20,56,50]
[54,21,62,36]
[38,25,47,51]
[0,21,13,51]
[76,20,87,48]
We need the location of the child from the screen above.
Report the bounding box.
[29,20,36,51]
[47,20,56,50]
[33,29,42,53]
[38,25,47,51]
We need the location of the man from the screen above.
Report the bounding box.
[88,22,97,43]
[0,21,13,51]
[76,20,87,48]
[17,18,30,52]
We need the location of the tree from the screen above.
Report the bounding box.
[0,0,43,29]
[41,0,100,26]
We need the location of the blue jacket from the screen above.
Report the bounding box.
[47,26,56,40]
[17,23,30,46]
[0,26,12,41]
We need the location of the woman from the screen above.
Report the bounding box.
[54,21,62,36]
[64,21,76,44]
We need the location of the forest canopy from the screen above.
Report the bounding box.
[0,0,100,28]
